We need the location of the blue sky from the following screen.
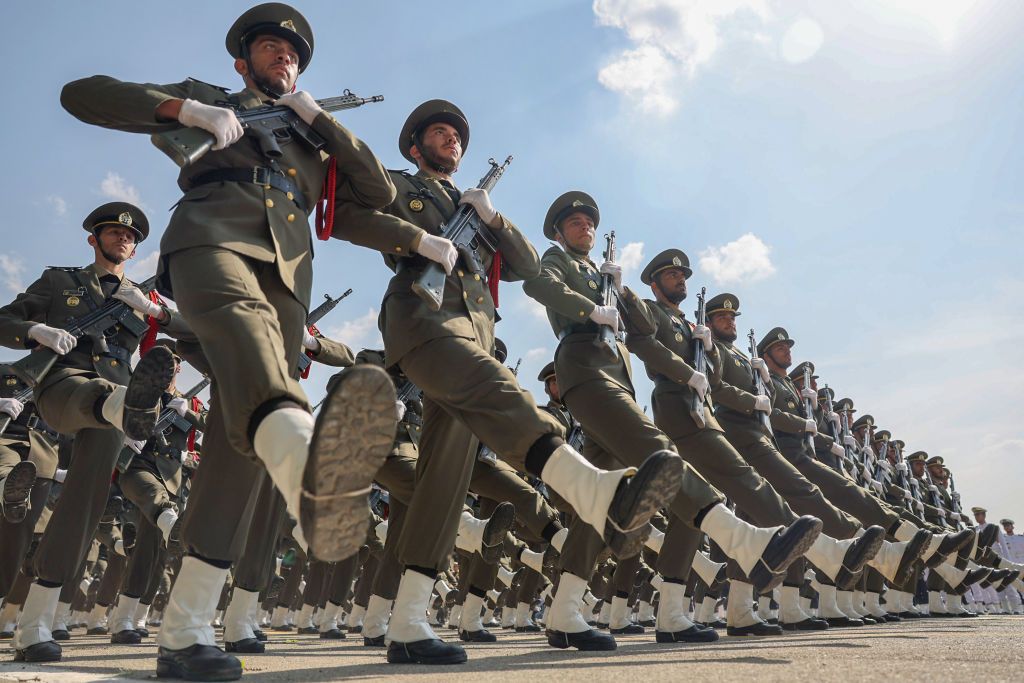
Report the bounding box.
[3,1,1022,525]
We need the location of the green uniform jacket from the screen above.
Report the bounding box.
[0,366,59,479]
[710,341,773,442]
[522,246,651,396]
[332,169,538,366]
[60,77,395,308]
[625,299,723,438]
[0,264,191,391]
[307,334,355,369]
[130,391,206,497]
[768,373,813,454]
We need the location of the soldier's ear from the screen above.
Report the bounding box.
[409,143,423,164]
[234,58,249,78]
[128,245,137,259]
[87,233,98,248]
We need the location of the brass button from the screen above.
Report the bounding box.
[476,296,484,304]
[92,355,100,361]
[263,184,271,190]
[473,274,481,281]
[287,214,296,222]
[579,311,586,317]
[14,336,20,342]
[395,246,403,253]
[111,360,119,367]
[286,191,294,201]
[462,291,468,299]
[265,199,274,208]
[457,269,465,278]
[287,168,297,176]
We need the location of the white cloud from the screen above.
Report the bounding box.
[525,347,550,363]
[0,254,25,294]
[327,308,383,351]
[780,16,824,64]
[126,251,161,281]
[698,232,775,284]
[618,241,645,279]
[100,172,144,207]
[593,0,775,115]
[45,195,68,217]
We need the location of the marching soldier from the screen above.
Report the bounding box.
[60,4,400,679]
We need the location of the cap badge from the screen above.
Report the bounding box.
[571,199,583,207]
[280,19,296,31]
[671,256,682,266]
[724,299,733,310]
[777,332,785,340]
[118,212,133,227]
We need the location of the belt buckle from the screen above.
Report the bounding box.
[26,414,39,430]
[252,167,269,186]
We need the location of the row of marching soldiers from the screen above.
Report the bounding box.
[1,3,1023,681]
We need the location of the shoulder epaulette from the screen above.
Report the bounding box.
[389,168,414,178]
[45,266,84,272]
[187,77,231,94]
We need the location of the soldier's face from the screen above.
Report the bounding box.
[975,511,986,524]
[412,123,462,173]
[767,344,792,369]
[557,212,595,253]
[1004,524,1014,535]
[653,269,687,305]
[709,311,737,342]
[911,461,924,477]
[89,226,137,264]
[241,35,299,93]
[545,377,561,402]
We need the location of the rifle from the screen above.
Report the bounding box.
[151,90,385,167]
[948,472,970,529]
[891,441,923,515]
[115,375,210,474]
[838,411,863,485]
[510,358,521,377]
[566,418,585,452]
[800,364,815,453]
[595,231,620,360]
[296,289,353,375]
[411,156,513,311]
[11,276,158,388]
[395,378,423,405]
[689,287,707,428]
[747,329,771,430]
[0,385,34,436]
[922,467,951,528]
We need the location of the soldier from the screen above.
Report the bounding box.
[332,103,682,665]
[60,4,400,679]
[0,201,191,662]
[523,195,823,649]
[625,249,888,634]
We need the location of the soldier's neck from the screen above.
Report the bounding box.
[766,358,786,377]
[93,257,125,278]
[416,164,453,185]
[654,291,682,316]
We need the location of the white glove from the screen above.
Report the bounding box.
[183,451,201,469]
[375,520,389,543]
[113,281,162,318]
[751,357,770,384]
[753,395,771,413]
[687,371,709,400]
[803,419,817,435]
[843,435,858,448]
[692,324,712,352]
[54,468,67,483]
[896,461,908,474]
[167,397,188,417]
[395,400,406,421]
[416,234,458,274]
[828,411,841,429]
[951,491,961,502]
[800,387,816,400]
[0,397,24,420]
[125,437,146,454]
[928,485,940,495]
[459,188,499,228]
[276,91,324,126]
[589,305,619,331]
[28,323,77,355]
[903,488,912,501]
[599,261,623,293]
[830,443,845,458]
[178,98,244,151]
[302,327,321,352]
[871,480,884,495]
[862,464,873,481]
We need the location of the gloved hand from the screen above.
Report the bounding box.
[125,437,146,454]
[302,327,321,352]
[692,324,713,352]
[589,305,619,332]
[276,91,323,126]
[28,323,77,355]
[395,400,406,421]
[843,434,858,448]
[871,480,884,495]
[754,395,771,413]
[459,188,499,228]
[178,98,244,150]
[599,261,623,293]
[896,461,908,474]
[113,282,163,318]
[687,371,709,400]
[803,419,817,434]
[183,451,201,469]
[416,234,458,274]
[374,519,389,543]
[903,488,913,501]
[862,465,873,482]
[0,397,24,420]
[751,357,771,384]
[54,468,67,483]
[167,397,188,417]
[829,411,841,429]
[800,387,817,400]
[830,443,845,458]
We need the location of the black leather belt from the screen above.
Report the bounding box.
[190,166,308,213]
[557,322,601,341]
[100,344,132,364]
[25,414,59,440]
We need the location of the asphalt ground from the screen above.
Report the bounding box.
[1,614,1021,682]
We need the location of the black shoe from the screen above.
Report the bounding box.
[899,611,922,619]
[87,627,109,635]
[603,452,685,557]
[655,626,720,643]
[835,526,885,589]
[699,619,727,630]
[515,623,542,632]
[726,621,783,636]
[51,629,70,641]
[750,516,823,594]
[0,630,14,639]
[137,627,150,638]
[459,628,497,642]
[998,570,1021,592]
[122,346,176,441]
[953,568,992,595]
[595,622,609,630]
[14,640,61,662]
[884,613,901,622]
[156,644,242,681]
[895,530,932,583]
[253,629,267,642]
[347,624,363,634]
[609,623,645,634]
[929,529,975,569]
[121,522,137,552]
[102,495,124,522]
[1,460,36,523]
[271,624,294,632]
[781,618,829,631]
[977,524,999,551]
[479,502,516,564]
[319,628,346,639]
[546,628,617,651]
[111,629,142,644]
[224,638,265,653]
[387,638,467,664]
[363,634,386,647]
[297,626,318,635]
[825,616,863,627]
[860,616,878,625]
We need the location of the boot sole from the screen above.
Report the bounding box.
[835,526,885,590]
[605,451,683,545]
[751,516,822,593]
[122,346,176,440]
[302,365,397,562]
[480,502,516,564]
[1,460,36,523]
